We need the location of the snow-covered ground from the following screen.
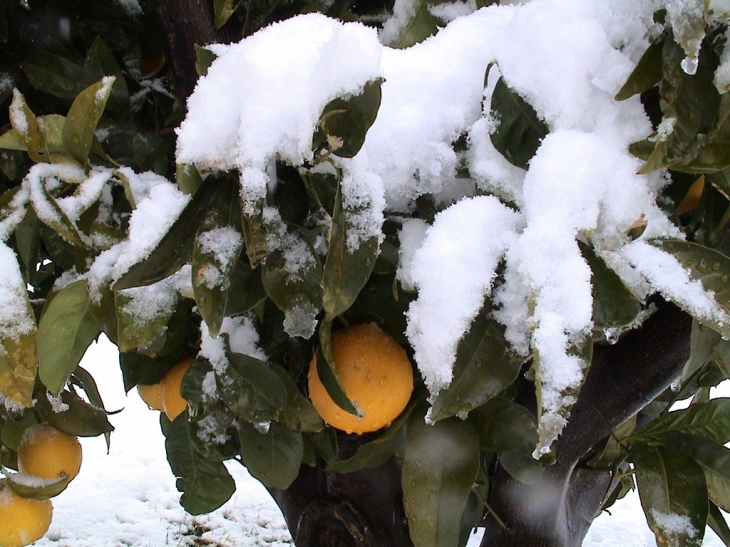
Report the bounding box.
[31,337,725,547]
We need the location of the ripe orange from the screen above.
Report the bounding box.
[308,324,413,434]
[161,358,193,421]
[137,382,164,411]
[17,425,82,482]
[0,484,53,547]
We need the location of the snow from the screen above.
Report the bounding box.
[0,241,35,341]
[26,337,728,547]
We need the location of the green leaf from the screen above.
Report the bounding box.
[215,341,287,424]
[633,444,708,547]
[164,413,236,515]
[4,469,72,500]
[616,38,664,101]
[38,280,100,395]
[9,89,43,162]
[194,45,218,78]
[224,260,267,316]
[36,389,114,438]
[389,0,441,48]
[214,0,237,28]
[192,179,244,337]
[315,79,383,158]
[261,224,323,339]
[113,178,218,291]
[23,50,96,99]
[580,242,642,331]
[499,450,543,485]
[270,364,324,433]
[629,398,730,445]
[0,243,37,408]
[115,283,180,354]
[322,180,379,319]
[238,421,304,490]
[176,163,203,196]
[0,129,27,152]
[430,311,522,422]
[327,400,416,473]
[473,398,538,455]
[489,75,549,169]
[63,77,115,167]
[683,319,721,384]
[83,37,128,113]
[708,502,730,547]
[402,412,480,547]
[315,318,359,416]
[655,240,730,338]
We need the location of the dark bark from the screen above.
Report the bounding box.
[478,299,692,547]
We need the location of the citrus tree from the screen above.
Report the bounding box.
[3,0,730,546]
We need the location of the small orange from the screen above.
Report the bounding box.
[308,324,413,434]
[0,484,53,547]
[17,424,82,482]
[161,358,193,421]
[137,382,164,411]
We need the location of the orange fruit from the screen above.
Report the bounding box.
[137,382,164,411]
[17,425,82,482]
[161,358,193,421]
[0,485,53,547]
[308,324,413,434]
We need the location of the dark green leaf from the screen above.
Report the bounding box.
[315,79,382,158]
[322,180,379,319]
[708,502,730,546]
[304,429,338,467]
[4,469,72,500]
[192,179,244,337]
[38,280,100,395]
[389,0,441,48]
[430,312,522,422]
[164,413,236,515]
[30,173,88,248]
[176,164,203,196]
[261,224,322,339]
[499,450,542,485]
[113,178,218,291]
[115,283,179,354]
[214,0,237,28]
[316,318,358,415]
[580,242,641,331]
[23,50,95,99]
[616,38,664,101]
[37,389,114,437]
[474,398,538,455]
[15,207,40,277]
[633,444,708,547]
[238,421,303,490]
[302,171,337,216]
[327,400,416,473]
[402,412,480,547]
[630,398,730,445]
[194,45,218,78]
[216,342,287,424]
[271,364,324,433]
[683,319,721,383]
[224,260,267,315]
[63,77,115,167]
[655,240,730,337]
[489,75,549,169]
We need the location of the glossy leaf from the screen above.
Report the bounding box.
[215,342,287,424]
[580,242,641,331]
[616,37,664,101]
[315,79,383,158]
[63,77,115,167]
[655,240,730,338]
[322,180,379,319]
[38,280,100,395]
[474,398,538,455]
[224,260,267,316]
[176,163,203,196]
[29,171,88,248]
[315,318,358,415]
[164,413,236,515]
[489,75,549,169]
[633,444,708,547]
[327,400,416,473]
[238,421,304,490]
[402,413,480,547]
[113,178,218,290]
[271,364,324,433]
[36,389,114,438]
[22,50,95,100]
[4,469,72,499]
[115,284,179,354]
[430,312,522,422]
[708,502,730,546]
[214,0,237,28]
[192,179,244,337]
[500,450,543,485]
[629,398,730,445]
